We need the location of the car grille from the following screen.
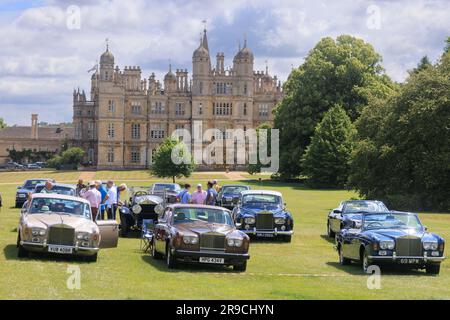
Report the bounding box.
[140,204,156,213]
[396,237,422,256]
[48,227,75,246]
[256,213,274,230]
[200,233,225,250]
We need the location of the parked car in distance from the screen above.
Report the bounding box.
[327,200,389,238]
[336,211,445,274]
[16,178,48,207]
[150,183,181,203]
[233,190,294,242]
[151,204,250,271]
[119,187,164,237]
[35,162,46,168]
[7,161,24,170]
[217,184,250,209]
[17,193,119,262]
[26,163,41,170]
[34,183,77,196]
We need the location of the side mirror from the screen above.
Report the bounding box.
[333,209,342,214]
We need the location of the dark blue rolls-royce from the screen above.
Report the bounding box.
[217,184,250,209]
[336,211,445,274]
[232,190,294,242]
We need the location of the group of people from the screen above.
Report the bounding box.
[176,179,221,206]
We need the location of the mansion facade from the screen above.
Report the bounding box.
[72,29,283,169]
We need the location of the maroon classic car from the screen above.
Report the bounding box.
[151,204,250,271]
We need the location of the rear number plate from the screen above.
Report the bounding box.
[256,233,274,238]
[400,258,420,264]
[48,245,73,254]
[199,257,224,264]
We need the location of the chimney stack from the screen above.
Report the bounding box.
[31,114,38,140]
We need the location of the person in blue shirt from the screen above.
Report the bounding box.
[96,180,107,220]
[205,181,218,206]
[177,184,192,204]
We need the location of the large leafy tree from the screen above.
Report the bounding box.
[274,35,396,178]
[151,138,195,183]
[47,147,85,170]
[349,45,450,211]
[247,123,272,175]
[301,105,356,187]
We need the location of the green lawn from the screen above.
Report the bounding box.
[0,171,449,299]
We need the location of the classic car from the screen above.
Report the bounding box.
[119,187,164,237]
[15,178,48,207]
[151,204,250,271]
[217,184,250,209]
[327,200,389,238]
[17,193,119,262]
[336,211,445,274]
[34,183,77,196]
[150,183,181,203]
[232,190,294,242]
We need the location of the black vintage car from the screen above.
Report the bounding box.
[217,184,250,209]
[15,178,48,207]
[336,211,445,274]
[150,183,181,203]
[327,200,389,238]
[119,187,164,237]
[151,204,250,271]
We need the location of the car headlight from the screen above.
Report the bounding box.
[76,232,90,241]
[244,217,255,224]
[183,235,198,245]
[132,204,142,214]
[423,241,438,251]
[31,228,46,236]
[227,238,244,247]
[379,240,395,250]
[274,217,286,225]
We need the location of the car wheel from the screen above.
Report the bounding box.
[85,253,98,262]
[338,245,350,265]
[120,216,128,237]
[166,245,177,269]
[327,222,335,238]
[282,235,292,243]
[362,249,371,272]
[17,235,28,258]
[151,239,163,260]
[426,264,440,275]
[233,261,247,272]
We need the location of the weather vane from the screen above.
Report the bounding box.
[105,38,109,50]
[202,19,207,30]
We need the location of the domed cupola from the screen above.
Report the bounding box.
[233,40,254,62]
[100,43,114,66]
[164,64,176,81]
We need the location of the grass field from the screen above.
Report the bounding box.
[1,170,450,299]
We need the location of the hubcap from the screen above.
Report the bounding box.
[363,255,369,271]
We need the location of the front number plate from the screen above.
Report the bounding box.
[400,258,420,264]
[256,233,274,238]
[199,257,224,264]
[48,245,73,254]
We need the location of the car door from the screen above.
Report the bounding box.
[346,227,362,259]
[155,207,170,253]
[97,220,119,248]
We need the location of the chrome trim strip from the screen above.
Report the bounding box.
[242,230,294,235]
[368,255,445,262]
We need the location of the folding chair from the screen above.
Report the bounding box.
[140,219,154,253]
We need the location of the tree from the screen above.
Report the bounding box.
[274,35,397,178]
[47,147,84,170]
[151,138,195,183]
[349,47,450,211]
[301,105,356,187]
[0,118,6,129]
[410,55,432,75]
[247,123,272,175]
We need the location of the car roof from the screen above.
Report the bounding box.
[25,178,48,182]
[240,190,282,197]
[168,203,231,212]
[35,183,76,188]
[222,184,249,188]
[362,211,416,216]
[31,193,90,204]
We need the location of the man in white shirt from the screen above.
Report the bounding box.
[103,180,118,220]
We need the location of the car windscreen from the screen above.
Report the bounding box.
[36,186,75,196]
[242,194,281,205]
[344,201,388,213]
[29,198,91,219]
[172,208,233,226]
[154,184,180,192]
[24,180,46,188]
[222,186,248,194]
[363,213,422,230]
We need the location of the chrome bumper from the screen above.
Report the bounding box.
[21,241,99,254]
[241,227,294,236]
[368,255,446,262]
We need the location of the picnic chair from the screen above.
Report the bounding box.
[140,219,154,253]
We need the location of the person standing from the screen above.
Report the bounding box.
[96,180,107,220]
[117,183,128,206]
[213,179,221,193]
[191,184,207,204]
[177,184,192,204]
[206,181,218,206]
[104,180,118,220]
[80,181,101,222]
[76,179,87,197]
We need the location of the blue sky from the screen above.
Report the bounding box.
[0,0,449,125]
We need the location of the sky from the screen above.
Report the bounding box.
[0,0,449,125]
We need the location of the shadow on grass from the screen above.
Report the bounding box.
[140,254,243,274]
[3,244,93,264]
[327,261,433,276]
[320,234,336,244]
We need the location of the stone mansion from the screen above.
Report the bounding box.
[72,29,284,169]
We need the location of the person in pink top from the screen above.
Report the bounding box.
[191,184,207,204]
[80,181,102,221]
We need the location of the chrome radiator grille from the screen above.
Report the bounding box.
[256,213,274,230]
[396,237,422,256]
[48,227,75,246]
[200,234,225,250]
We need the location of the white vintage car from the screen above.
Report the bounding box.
[17,193,118,262]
